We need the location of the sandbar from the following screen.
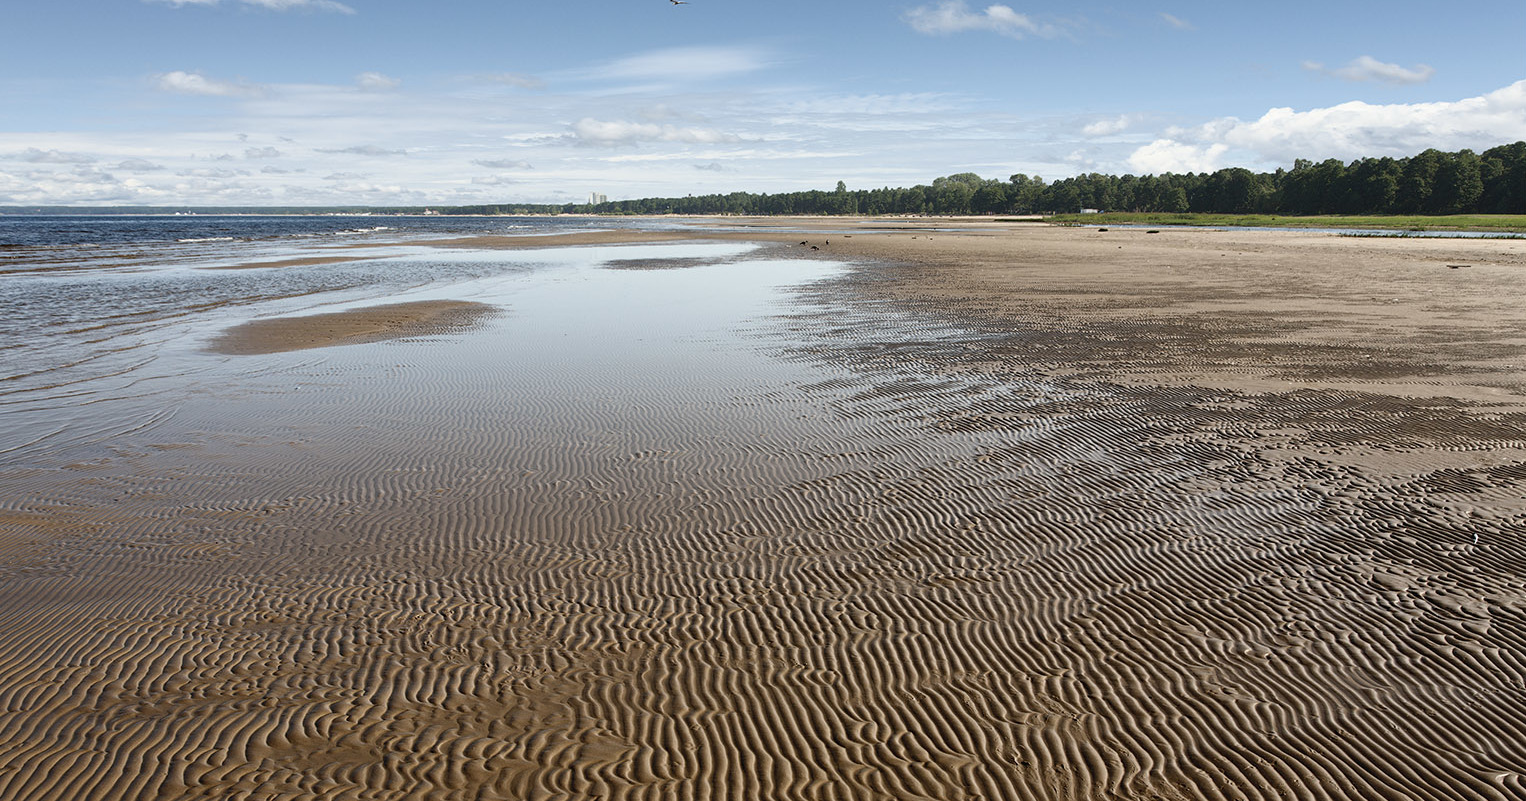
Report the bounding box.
[207,299,497,354]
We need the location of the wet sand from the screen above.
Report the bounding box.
[3,223,1526,800]
[208,300,498,355]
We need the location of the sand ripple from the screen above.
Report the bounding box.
[3,241,1526,799]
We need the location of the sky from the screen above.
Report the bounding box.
[2,0,1524,206]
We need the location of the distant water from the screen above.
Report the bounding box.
[0,213,623,248]
[0,214,632,272]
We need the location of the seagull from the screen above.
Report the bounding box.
[671,0,688,4]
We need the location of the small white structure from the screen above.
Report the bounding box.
[589,192,608,205]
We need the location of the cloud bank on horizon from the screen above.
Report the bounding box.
[1,0,1523,205]
[1130,79,1526,174]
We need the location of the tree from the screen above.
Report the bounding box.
[1427,150,1484,214]
[1202,168,1257,213]
[1042,180,1082,213]
[1397,149,1441,213]
[1480,142,1526,213]
[1007,174,1045,213]
[971,182,1009,214]
[930,175,981,214]
[1345,157,1400,213]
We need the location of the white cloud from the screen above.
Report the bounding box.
[13,147,97,164]
[1305,55,1436,85]
[148,0,355,13]
[156,71,263,97]
[316,144,407,156]
[570,118,742,147]
[904,1,1059,39]
[470,175,519,186]
[595,46,772,82]
[0,165,140,203]
[178,167,249,179]
[1082,114,1135,137]
[1159,13,1194,30]
[116,158,166,171]
[1128,140,1229,173]
[356,72,401,91]
[244,146,283,158]
[472,158,533,170]
[1128,79,1526,173]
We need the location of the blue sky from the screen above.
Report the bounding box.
[3,0,1523,206]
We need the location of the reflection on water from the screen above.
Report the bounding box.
[0,238,838,465]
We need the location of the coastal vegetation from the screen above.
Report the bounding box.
[1044,213,1526,233]
[527,142,1525,219]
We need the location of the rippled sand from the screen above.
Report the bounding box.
[3,224,1526,800]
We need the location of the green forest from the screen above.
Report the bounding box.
[455,142,1526,218]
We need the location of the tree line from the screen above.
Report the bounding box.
[451,142,1525,217]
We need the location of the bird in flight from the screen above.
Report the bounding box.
[671,0,688,5]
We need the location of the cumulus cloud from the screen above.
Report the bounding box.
[156,70,263,97]
[0,165,140,204]
[1128,79,1526,173]
[116,158,166,171]
[148,0,355,13]
[1304,55,1436,85]
[570,118,742,147]
[356,72,401,91]
[244,146,283,158]
[471,158,533,170]
[1128,140,1229,174]
[470,175,519,185]
[904,1,1059,39]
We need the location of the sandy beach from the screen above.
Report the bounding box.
[3,220,1526,800]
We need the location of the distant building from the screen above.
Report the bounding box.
[589,192,608,205]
